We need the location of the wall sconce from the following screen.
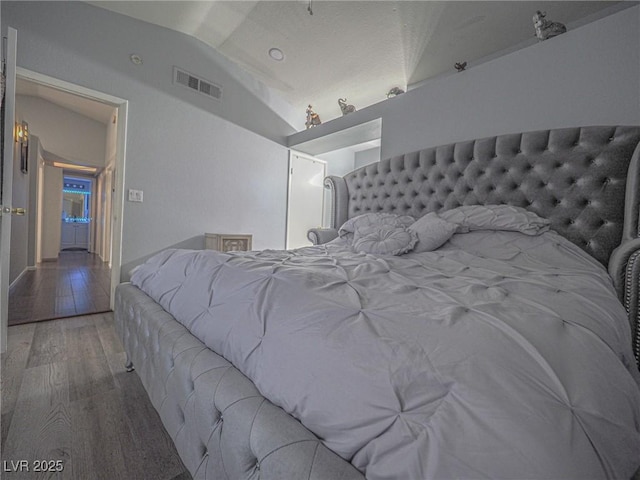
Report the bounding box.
[15,121,28,146]
[22,122,29,146]
[15,122,24,143]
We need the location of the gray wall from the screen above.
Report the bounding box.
[17,96,107,167]
[2,2,297,143]
[316,148,356,228]
[354,147,380,169]
[380,5,640,158]
[287,5,639,161]
[3,1,291,277]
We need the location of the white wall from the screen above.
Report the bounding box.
[379,5,640,158]
[3,1,292,278]
[41,165,62,260]
[17,95,106,167]
[35,141,44,263]
[26,135,39,266]
[97,114,118,263]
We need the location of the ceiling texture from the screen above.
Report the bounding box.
[87,1,620,123]
[16,79,116,125]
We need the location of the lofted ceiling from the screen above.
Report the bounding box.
[89,1,618,124]
[16,78,116,125]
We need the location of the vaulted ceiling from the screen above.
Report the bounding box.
[89,1,618,123]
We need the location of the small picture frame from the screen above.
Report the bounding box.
[205,233,252,252]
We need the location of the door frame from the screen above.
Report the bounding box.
[15,67,128,309]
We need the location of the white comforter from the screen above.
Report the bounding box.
[131,230,640,479]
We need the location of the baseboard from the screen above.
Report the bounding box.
[9,265,36,290]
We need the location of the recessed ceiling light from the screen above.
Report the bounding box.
[268,47,285,62]
[130,54,143,65]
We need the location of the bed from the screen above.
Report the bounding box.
[115,126,640,480]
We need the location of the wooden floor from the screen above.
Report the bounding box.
[9,251,111,326]
[1,313,192,480]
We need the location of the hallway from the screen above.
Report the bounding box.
[8,251,111,326]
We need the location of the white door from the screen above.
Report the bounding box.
[1,27,18,353]
[286,152,326,249]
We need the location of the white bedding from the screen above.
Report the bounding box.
[131,229,640,479]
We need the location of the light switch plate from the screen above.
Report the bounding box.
[128,189,143,202]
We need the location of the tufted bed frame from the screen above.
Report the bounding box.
[115,125,640,480]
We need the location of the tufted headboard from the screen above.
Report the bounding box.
[325,126,640,267]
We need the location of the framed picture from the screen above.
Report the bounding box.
[205,233,252,252]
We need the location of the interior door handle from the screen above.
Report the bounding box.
[11,207,26,215]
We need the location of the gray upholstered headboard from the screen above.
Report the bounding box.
[325,126,640,268]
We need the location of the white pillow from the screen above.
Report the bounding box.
[439,205,550,235]
[353,225,417,255]
[408,212,458,252]
[338,212,415,239]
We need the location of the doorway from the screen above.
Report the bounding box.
[61,176,92,250]
[7,69,127,326]
[286,151,326,249]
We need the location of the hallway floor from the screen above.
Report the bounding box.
[9,251,111,326]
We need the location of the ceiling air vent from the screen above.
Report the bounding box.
[173,67,222,100]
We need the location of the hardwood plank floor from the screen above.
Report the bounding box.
[1,313,191,480]
[9,252,111,326]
